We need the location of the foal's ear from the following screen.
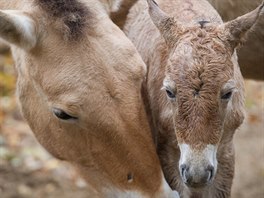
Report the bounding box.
[146,0,183,47]
[0,10,37,50]
[222,1,264,49]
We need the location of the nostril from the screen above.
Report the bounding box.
[180,164,187,176]
[206,165,215,181]
[180,164,188,182]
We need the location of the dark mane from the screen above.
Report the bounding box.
[36,0,91,40]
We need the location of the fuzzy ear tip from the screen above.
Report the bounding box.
[0,10,37,51]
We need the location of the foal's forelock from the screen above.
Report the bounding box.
[35,0,92,40]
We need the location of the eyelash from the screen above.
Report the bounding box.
[53,108,78,120]
[221,91,233,100]
[166,89,176,99]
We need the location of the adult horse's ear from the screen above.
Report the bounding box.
[146,0,183,47]
[0,10,37,50]
[222,1,264,50]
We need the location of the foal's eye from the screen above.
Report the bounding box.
[166,89,176,99]
[221,91,233,100]
[52,108,78,120]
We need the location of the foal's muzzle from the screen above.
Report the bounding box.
[180,164,215,188]
[178,144,218,188]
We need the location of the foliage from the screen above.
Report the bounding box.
[0,52,16,129]
[0,53,15,97]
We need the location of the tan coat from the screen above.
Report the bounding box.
[0,0,178,197]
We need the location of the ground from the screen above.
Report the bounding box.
[0,53,263,197]
[232,81,264,198]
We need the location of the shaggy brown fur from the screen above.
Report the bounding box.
[167,26,234,147]
[124,0,262,197]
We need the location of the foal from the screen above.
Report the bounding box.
[124,0,263,197]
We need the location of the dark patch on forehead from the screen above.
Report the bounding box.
[36,0,91,40]
[198,20,210,29]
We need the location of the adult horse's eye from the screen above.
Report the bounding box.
[52,108,78,120]
[221,91,233,100]
[166,89,176,99]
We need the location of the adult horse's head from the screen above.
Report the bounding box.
[0,0,144,160]
[147,0,263,189]
[0,0,180,196]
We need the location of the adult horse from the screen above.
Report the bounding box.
[0,0,178,197]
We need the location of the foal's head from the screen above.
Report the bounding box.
[147,0,263,188]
